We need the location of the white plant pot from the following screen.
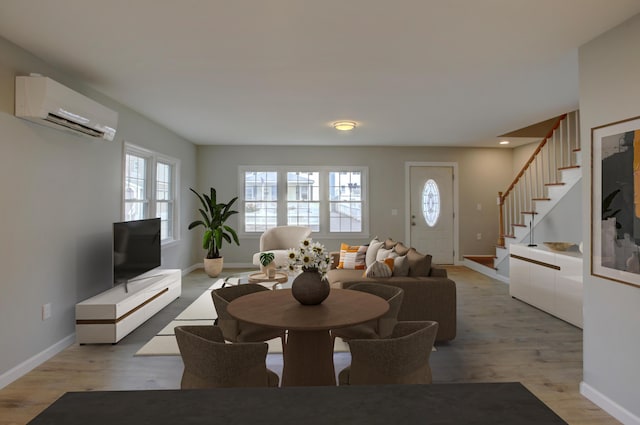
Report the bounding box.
[204,257,224,278]
[260,262,276,278]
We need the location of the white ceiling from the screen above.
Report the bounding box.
[1,0,639,147]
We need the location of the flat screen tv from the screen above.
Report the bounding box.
[113,218,161,285]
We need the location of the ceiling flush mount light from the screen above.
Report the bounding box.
[499,140,510,145]
[333,121,357,131]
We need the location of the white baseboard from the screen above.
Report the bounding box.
[580,381,640,425]
[183,263,202,274]
[0,333,75,389]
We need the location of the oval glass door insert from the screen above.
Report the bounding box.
[422,179,440,227]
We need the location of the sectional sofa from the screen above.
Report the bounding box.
[325,238,456,342]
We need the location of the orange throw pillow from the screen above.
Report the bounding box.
[337,243,367,269]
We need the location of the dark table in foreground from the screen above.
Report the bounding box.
[29,383,567,425]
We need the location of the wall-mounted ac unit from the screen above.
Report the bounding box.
[15,75,118,141]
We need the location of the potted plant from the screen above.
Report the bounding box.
[259,251,276,278]
[188,187,240,277]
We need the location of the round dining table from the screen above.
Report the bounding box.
[227,288,389,386]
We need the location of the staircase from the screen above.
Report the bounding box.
[464,111,582,281]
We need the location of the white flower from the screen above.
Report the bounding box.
[287,238,329,278]
[299,238,312,250]
[286,248,298,261]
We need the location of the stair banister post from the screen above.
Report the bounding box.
[497,191,505,247]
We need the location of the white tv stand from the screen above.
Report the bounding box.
[76,269,181,344]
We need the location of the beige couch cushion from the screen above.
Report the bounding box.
[365,238,385,267]
[364,260,393,278]
[406,248,432,277]
[376,248,394,262]
[393,242,410,256]
[393,255,410,276]
[384,238,398,249]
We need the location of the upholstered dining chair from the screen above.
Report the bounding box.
[175,325,279,388]
[338,321,439,386]
[212,284,286,352]
[331,283,404,341]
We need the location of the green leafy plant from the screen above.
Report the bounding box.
[259,252,275,267]
[188,187,240,259]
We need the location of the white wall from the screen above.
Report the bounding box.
[194,145,513,263]
[579,13,640,424]
[512,141,539,178]
[0,37,198,382]
[533,182,582,245]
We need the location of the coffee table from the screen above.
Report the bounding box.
[222,270,295,290]
[227,288,389,386]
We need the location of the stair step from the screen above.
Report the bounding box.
[532,197,551,201]
[463,256,497,269]
[573,148,581,152]
[513,224,527,227]
[521,211,538,215]
[545,182,565,186]
[559,165,580,171]
[496,244,506,249]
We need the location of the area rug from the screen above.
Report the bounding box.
[28,383,567,425]
[135,278,349,356]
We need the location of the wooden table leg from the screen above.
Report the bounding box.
[282,329,336,386]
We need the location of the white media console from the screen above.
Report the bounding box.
[76,269,182,344]
[509,244,583,328]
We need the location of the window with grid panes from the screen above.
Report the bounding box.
[123,143,179,243]
[239,166,367,236]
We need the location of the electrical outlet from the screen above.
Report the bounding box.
[476,233,482,240]
[42,303,52,320]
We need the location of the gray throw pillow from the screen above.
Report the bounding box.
[392,255,410,277]
[407,248,432,277]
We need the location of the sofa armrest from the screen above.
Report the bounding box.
[342,277,456,341]
[429,267,447,278]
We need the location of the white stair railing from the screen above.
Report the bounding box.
[497,111,580,247]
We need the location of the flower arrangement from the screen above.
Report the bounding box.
[286,238,331,279]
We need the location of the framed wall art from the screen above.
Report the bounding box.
[592,115,640,288]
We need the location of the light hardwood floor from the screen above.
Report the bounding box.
[0,266,619,425]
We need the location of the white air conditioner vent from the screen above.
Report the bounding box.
[15,75,118,141]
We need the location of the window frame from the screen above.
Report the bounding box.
[239,166,369,238]
[122,142,180,245]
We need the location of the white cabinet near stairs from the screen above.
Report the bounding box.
[509,244,582,328]
[76,269,181,344]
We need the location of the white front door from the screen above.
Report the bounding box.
[409,165,454,264]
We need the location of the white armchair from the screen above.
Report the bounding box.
[252,226,312,268]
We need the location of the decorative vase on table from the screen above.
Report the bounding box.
[292,268,330,305]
